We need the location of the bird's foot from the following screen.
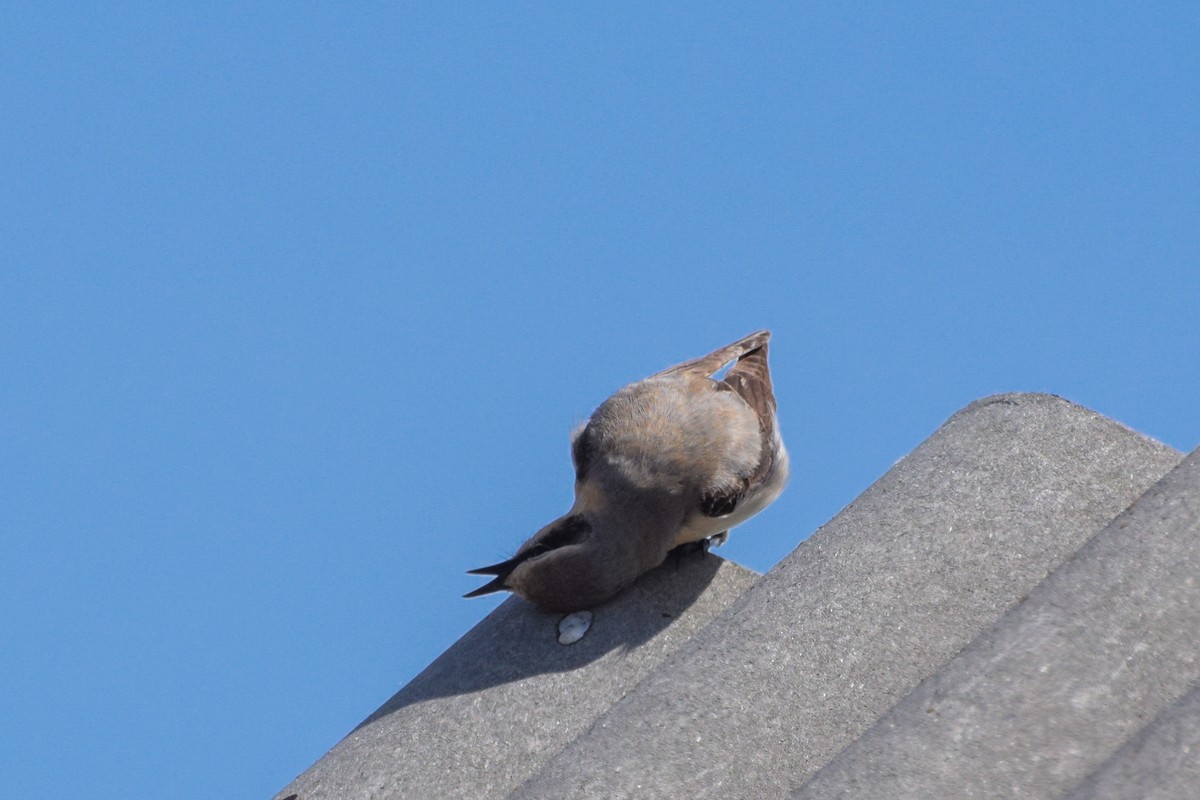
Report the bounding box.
[705,531,728,550]
[668,533,728,569]
[668,539,709,570]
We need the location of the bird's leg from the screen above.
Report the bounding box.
[668,539,709,570]
[704,531,729,550]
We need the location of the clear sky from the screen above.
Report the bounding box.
[3,4,1198,798]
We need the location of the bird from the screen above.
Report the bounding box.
[465,331,788,612]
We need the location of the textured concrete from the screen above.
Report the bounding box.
[1065,678,1200,800]
[273,555,758,800]
[511,394,1182,800]
[795,447,1200,799]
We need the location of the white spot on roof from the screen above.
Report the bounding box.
[557,610,593,645]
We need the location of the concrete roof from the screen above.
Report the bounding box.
[276,553,759,800]
[275,393,1194,800]
[1065,678,1200,800]
[793,445,1200,798]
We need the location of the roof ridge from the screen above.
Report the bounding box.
[1064,677,1200,799]
[793,446,1200,798]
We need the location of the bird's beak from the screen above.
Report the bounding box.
[463,574,509,598]
[464,557,520,598]
[467,557,518,576]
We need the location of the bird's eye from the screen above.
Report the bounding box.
[527,543,551,558]
[701,491,739,517]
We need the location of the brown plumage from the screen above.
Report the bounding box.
[466,331,788,612]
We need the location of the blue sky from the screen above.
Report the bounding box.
[3,4,1198,798]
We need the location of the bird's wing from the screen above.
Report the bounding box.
[650,330,772,379]
[714,336,780,492]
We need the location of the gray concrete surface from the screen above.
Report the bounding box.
[794,447,1200,799]
[511,394,1182,800]
[1065,678,1200,800]
[273,555,758,800]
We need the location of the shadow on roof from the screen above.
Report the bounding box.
[355,548,730,730]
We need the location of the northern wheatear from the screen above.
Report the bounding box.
[465,331,788,612]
